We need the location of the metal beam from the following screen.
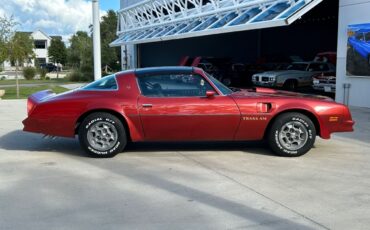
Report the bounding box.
[111,0,323,46]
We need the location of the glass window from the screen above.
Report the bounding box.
[82,75,118,90]
[287,63,309,71]
[356,33,364,41]
[138,74,216,97]
[34,40,46,49]
[205,73,233,95]
[365,32,370,42]
[308,63,329,71]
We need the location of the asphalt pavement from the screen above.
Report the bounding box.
[0,100,369,230]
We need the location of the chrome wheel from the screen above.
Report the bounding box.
[87,121,118,152]
[278,121,309,151]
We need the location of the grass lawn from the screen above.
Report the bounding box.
[0,85,69,99]
[0,78,72,85]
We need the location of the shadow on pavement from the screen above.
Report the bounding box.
[0,130,275,157]
[0,130,85,157]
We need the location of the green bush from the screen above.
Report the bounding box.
[38,68,48,80]
[68,70,84,82]
[23,67,36,80]
[80,65,94,82]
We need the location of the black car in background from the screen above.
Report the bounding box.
[40,63,61,72]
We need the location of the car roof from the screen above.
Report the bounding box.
[135,66,194,77]
[292,61,328,64]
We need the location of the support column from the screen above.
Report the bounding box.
[92,0,102,80]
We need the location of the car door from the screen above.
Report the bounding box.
[137,73,241,141]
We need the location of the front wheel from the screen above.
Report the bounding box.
[78,112,127,158]
[268,113,316,157]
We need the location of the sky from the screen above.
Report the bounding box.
[0,0,120,42]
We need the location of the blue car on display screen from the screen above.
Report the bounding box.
[348,28,370,65]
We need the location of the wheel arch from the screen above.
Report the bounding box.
[75,109,132,142]
[264,109,321,139]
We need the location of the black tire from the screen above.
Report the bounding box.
[78,112,127,158]
[283,80,297,91]
[268,112,316,157]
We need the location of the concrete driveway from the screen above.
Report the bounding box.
[0,100,369,230]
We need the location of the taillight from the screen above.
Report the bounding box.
[27,98,35,115]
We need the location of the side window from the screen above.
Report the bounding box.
[138,74,215,97]
[308,63,328,71]
[82,75,118,90]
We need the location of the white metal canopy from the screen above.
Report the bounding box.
[110,0,322,46]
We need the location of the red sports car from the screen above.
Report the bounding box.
[23,67,354,158]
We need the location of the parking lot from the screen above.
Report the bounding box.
[0,99,369,230]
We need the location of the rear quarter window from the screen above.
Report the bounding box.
[82,75,118,90]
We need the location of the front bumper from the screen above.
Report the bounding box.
[252,81,276,87]
[313,84,336,93]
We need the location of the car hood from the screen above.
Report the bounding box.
[231,87,333,101]
[256,70,306,76]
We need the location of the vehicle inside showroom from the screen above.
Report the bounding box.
[114,0,370,108]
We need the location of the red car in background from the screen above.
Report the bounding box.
[23,67,354,158]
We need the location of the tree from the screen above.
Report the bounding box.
[67,31,93,80]
[100,10,121,72]
[0,15,17,67]
[8,32,34,98]
[48,37,67,78]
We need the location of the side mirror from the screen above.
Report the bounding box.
[206,90,216,98]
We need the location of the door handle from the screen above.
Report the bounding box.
[142,104,153,108]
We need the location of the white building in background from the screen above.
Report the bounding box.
[2,29,62,70]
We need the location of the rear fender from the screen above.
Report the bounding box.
[78,103,144,142]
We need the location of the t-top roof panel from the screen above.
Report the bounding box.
[110,0,323,46]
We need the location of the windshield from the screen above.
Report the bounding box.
[205,72,233,95]
[286,63,308,71]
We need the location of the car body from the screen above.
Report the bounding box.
[348,29,370,65]
[314,52,337,65]
[23,67,354,158]
[312,73,336,93]
[252,62,336,90]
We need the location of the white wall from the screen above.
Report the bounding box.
[336,0,370,108]
[120,0,141,69]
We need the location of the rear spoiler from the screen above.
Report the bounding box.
[29,90,56,103]
[27,90,56,115]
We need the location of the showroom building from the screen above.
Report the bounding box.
[114,0,370,108]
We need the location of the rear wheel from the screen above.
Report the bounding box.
[268,113,316,157]
[78,112,127,158]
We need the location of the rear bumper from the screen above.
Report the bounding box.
[23,116,75,138]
